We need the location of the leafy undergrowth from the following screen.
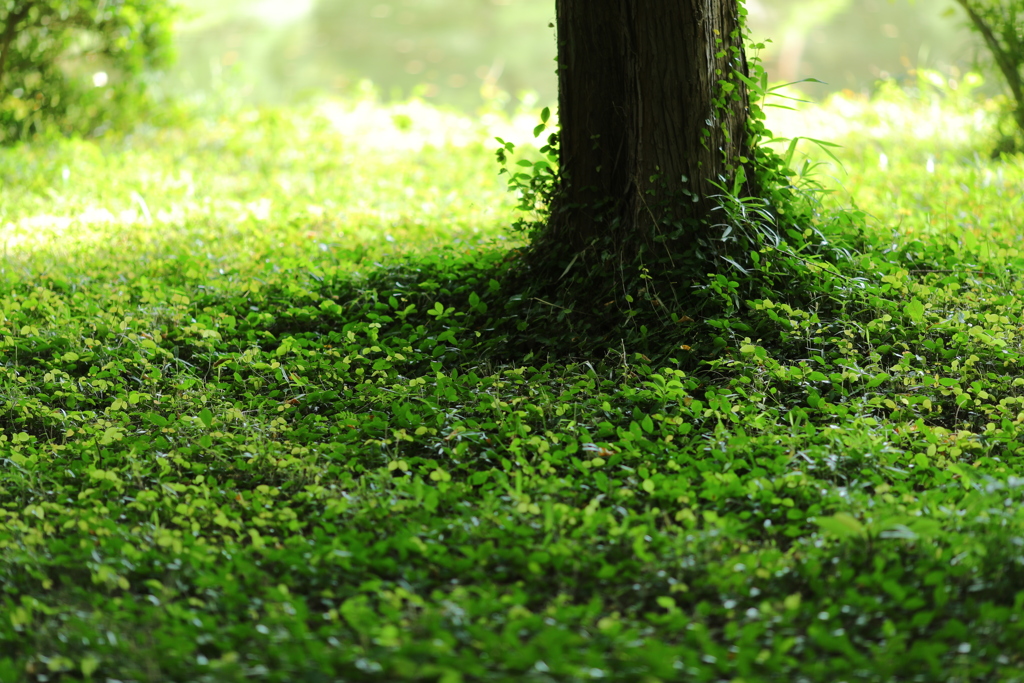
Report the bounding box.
[3,89,1024,682]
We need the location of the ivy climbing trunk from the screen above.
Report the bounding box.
[541,0,750,258]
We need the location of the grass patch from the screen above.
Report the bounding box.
[3,84,1024,682]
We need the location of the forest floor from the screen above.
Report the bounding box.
[2,74,1024,681]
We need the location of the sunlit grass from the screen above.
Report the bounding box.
[767,71,997,157]
[2,76,1022,288]
[0,94,545,279]
[764,71,1024,251]
[7,73,1019,272]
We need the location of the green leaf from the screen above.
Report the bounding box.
[81,656,100,678]
[655,596,676,610]
[720,256,749,274]
[908,518,944,538]
[904,297,925,322]
[198,408,213,429]
[640,414,654,433]
[145,412,168,428]
[814,513,866,539]
[866,373,890,389]
[803,136,845,168]
[783,137,800,167]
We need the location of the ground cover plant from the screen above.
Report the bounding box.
[2,78,1024,682]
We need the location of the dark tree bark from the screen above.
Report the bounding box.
[540,0,750,258]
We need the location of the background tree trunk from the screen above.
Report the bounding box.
[543,0,750,257]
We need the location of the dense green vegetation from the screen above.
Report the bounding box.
[2,80,1024,682]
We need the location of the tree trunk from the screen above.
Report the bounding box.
[541,0,750,258]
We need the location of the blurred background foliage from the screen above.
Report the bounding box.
[0,0,175,143]
[164,0,985,110]
[1,0,1019,147]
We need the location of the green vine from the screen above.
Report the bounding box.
[494,106,560,240]
[690,2,863,315]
